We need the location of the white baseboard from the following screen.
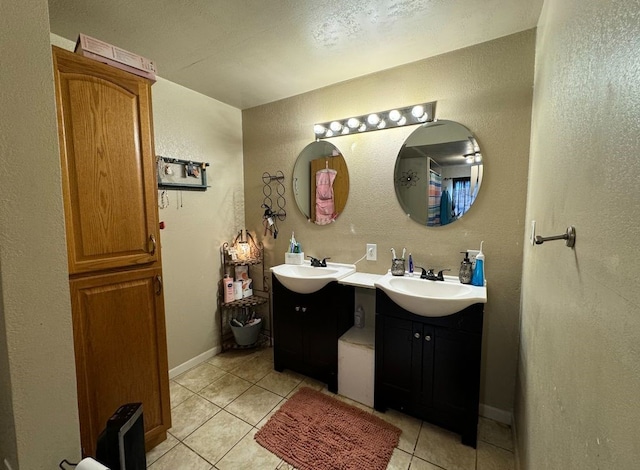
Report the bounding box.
[479,403,513,425]
[169,346,221,379]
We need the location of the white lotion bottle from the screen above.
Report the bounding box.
[354,305,365,328]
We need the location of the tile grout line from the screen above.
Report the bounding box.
[164,348,515,470]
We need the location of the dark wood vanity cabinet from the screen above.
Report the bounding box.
[272,276,354,392]
[375,289,484,447]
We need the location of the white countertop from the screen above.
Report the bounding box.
[338,272,384,289]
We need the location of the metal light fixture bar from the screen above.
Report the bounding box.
[313,102,436,139]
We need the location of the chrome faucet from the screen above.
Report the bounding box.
[308,256,330,267]
[416,267,450,281]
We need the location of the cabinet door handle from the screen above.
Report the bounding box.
[414,332,420,339]
[295,306,300,312]
[149,234,157,255]
[301,307,307,313]
[155,275,163,295]
[425,335,431,341]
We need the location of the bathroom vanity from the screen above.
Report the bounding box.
[374,289,484,447]
[272,275,354,392]
[270,260,486,447]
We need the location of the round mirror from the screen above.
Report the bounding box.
[394,120,483,226]
[293,141,350,224]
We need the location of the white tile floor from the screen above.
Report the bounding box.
[146,346,515,470]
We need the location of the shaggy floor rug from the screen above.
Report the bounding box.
[255,387,401,470]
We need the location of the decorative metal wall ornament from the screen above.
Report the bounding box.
[396,169,420,188]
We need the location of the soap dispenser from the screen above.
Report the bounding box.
[459,252,473,284]
[471,241,485,287]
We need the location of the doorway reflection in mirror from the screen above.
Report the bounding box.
[394,120,483,227]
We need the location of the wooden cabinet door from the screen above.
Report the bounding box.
[52,47,159,274]
[70,267,171,456]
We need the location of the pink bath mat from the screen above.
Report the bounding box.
[255,387,401,470]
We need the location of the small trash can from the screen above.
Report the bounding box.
[230,319,262,346]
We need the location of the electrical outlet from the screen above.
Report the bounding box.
[467,249,480,266]
[366,244,377,261]
[530,220,536,246]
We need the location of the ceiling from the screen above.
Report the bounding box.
[48,0,543,110]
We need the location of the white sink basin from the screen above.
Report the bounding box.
[271,262,356,294]
[375,273,487,317]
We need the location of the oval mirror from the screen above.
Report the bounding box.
[293,141,350,224]
[394,120,483,226]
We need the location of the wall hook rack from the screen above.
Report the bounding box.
[262,171,287,221]
[535,226,576,248]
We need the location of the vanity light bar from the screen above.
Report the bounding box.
[313,102,436,139]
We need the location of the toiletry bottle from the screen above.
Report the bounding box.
[223,274,234,303]
[408,253,414,276]
[354,306,365,328]
[471,241,485,286]
[233,280,243,300]
[459,251,473,284]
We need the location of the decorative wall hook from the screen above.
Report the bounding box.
[535,226,576,248]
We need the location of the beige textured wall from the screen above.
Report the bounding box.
[243,30,535,412]
[152,80,244,370]
[515,1,640,468]
[0,2,80,468]
[50,34,245,372]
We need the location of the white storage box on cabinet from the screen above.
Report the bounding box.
[338,326,375,407]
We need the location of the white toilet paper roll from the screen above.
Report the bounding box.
[76,457,110,470]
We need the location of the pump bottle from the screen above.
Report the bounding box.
[471,241,485,287]
[459,252,473,284]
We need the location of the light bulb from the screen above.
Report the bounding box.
[411,105,425,118]
[341,127,350,135]
[388,109,402,122]
[347,118,360,129]
[397,116,407,126]
[358,123,367,132]
[314,124,326,135]
[377,119,387,129]
[367,113,380,125]
[330,121,343,132]
[326,130,334,137]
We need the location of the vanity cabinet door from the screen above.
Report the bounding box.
[374,316,434,409]
[414,323,435,407]
[375,315,413,407]
[432,327,481,417]
[302,296,337,376]
[272,282,305,366]
[272,276,353,392]
[375,288,483,448]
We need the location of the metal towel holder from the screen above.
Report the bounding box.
[535,226,576,248]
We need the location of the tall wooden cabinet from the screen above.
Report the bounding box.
[52,46,170,457]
